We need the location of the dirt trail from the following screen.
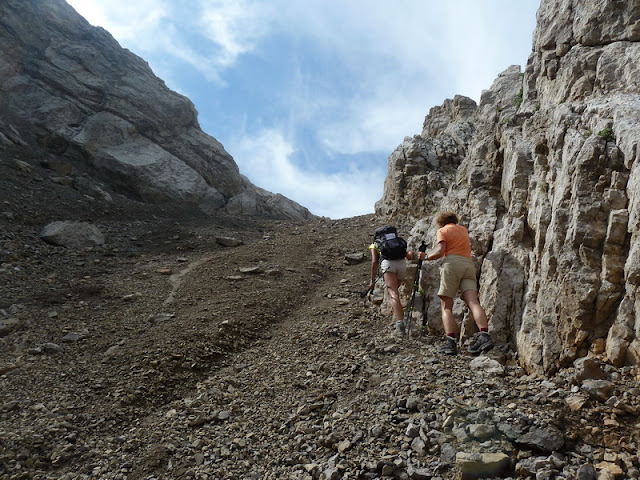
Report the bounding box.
[163,255,215,307]
[0,212,385,477]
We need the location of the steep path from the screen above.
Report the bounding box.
[2,213,639,480]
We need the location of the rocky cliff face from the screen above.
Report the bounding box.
[377,0,640,374]
[0,0,313,221]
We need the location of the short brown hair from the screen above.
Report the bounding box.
[436,211,458,228]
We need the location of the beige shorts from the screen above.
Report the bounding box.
[438,254,477,298]
[380,258,407,281]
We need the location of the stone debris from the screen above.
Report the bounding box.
[0,317,20,337]
[216,236,244,247]
[4,216,638,479]
[239,265,265,274]
[344,253,366,264]
[61,332,86,343]
[456,451,510,479]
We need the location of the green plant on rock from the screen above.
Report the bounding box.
[515,88,523,109]
[598,127,614,142]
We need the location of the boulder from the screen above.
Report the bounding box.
[40,221,105,248]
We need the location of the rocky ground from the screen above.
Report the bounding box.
[2,153,640,480]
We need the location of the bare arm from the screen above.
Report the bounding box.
[422,241,446,261]
[369,248,380,288]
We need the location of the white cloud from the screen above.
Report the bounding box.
[318,93,430,155]
[196,0,273,69]
[66,0,273,84]
[228,129,385,218]
[263,0,539,155]
[66,0,170,46]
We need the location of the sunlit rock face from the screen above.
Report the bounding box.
[0,0,314,221]
[377,0,640,374]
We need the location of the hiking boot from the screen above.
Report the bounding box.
[394,321,406,336]
[439,336,457,355]
[468,332,493,355]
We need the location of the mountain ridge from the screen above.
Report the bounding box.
[0,0,314,221]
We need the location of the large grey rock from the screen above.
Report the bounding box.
[223,177,313,220]
[40,221,105,248]
[455,452,510,478]
[515,426,565,453]
[0,0,314,221]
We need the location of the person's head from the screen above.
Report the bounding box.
[436,211,458,228]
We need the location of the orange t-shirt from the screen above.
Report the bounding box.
[436,224,471,258]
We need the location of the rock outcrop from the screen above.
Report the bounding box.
[376,0,640,374]
[0,0,313,221]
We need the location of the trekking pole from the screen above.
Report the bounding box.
[361,264,381,298]
[404,241,427,338]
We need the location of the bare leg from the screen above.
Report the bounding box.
[438,295,457,335]
[461,289,488,330]
[384,272,404,322]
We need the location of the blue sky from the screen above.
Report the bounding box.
[66,0,540,219]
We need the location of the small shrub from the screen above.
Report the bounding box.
[515,88,523,109]
[598,128,614,142]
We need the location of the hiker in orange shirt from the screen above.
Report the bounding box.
[417,211,492,355]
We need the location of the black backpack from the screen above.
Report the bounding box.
[373,225,407,260]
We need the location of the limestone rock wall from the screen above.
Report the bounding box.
[0,0,313,221]
[376,0,640,374]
